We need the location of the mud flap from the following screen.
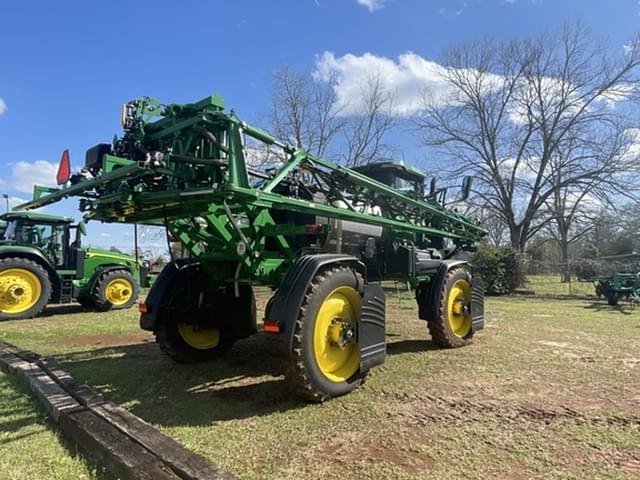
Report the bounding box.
[359,283,386,372]
[471,276,485,332]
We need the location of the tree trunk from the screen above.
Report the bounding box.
[559,237,570,283]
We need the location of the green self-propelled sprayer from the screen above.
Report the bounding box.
[18,94,487,400]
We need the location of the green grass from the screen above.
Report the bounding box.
[525,274,596,296]
[0,293,639,479]
[0,372,107,480]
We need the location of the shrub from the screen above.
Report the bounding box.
[473,246,525,295]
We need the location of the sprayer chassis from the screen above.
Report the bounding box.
[18,94,487,400]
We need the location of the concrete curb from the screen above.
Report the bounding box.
[0,340,237,480]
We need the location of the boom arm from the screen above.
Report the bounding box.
[17,94,486,285]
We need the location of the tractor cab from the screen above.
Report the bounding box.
[353,160,426,199]
[0,211,85,269]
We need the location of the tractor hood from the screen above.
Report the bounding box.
[84,247,137,263]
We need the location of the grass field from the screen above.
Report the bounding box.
[1,291,639,480]
[525,275,595,297]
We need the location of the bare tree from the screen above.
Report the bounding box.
[543,125,639,280]
[269,65,344,159]
[341,74,396,167]
[269,67,396,167]
[415,24,640,251]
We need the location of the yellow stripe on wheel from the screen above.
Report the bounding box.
[0,268,42,314]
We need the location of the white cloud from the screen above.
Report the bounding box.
[0,98,6,115]
[11,160,58,193]
[315,51,457,116]
[356,0,385,12]
[100,232,112,238]
[315,50,631,120]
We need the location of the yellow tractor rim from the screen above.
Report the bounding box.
[0,268,42,314]
[177,323,220,350]
[105,278,134,306]
[313,285,360,382]
[447,278,472,337]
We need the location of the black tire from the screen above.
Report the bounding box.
[0,257,51,321]
[91,270,139,311]
[607,294,619,306]
[287,266,367,402]
[155,282,255,363]
[426,267,474,348]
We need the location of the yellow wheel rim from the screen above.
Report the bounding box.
[313,286,361,382]
[447,278,472,338]
[105,278,134,306]
[177,323,220,350]
[0,268,42,314]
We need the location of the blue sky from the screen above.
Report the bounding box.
[1,0,638,250]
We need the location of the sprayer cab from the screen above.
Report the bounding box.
[353,160,425,198]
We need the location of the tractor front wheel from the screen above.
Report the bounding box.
[91,270,139,311]
[426,267,474,348]
[287,266,366,402]
[0,257,51,320]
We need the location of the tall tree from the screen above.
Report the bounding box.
[340,73,395,167]
[269,65,344,159]
[269,67,395,166]
[415,24,640,251]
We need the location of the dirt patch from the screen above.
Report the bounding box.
[61,332,154,347]
[316,434,434,476]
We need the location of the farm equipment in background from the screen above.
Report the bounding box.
[593,254,640,305]
[595,272,640,305]
[0,211,152,320]
[17,93,486,400]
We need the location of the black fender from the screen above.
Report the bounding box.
[265,254,366,357]
[0,249,60,302]
[416,259,485,332]
[139,259,195,331]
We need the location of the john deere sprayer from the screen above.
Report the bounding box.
[18,94,486,400]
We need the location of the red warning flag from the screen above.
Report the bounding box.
[56,150,71,185]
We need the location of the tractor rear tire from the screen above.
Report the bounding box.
[91,270,139,311]
[287,266,367,402]
[426,267,474,348]
[155,283,255,363]
[76,296,95,309]
[0,257,51,321]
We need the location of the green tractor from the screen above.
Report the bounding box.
[0,211,150,320]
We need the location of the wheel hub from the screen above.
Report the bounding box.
[0,268,42,313]
[105,279,133,305]
[327,318,357,349]
[313,285,361,383]
[447,278,472,338]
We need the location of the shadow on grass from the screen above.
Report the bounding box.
[40,304,89,317]
[583,302,635,315]
[386,339,440,355]
[54,334,307,427]
[51,332,445,428]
